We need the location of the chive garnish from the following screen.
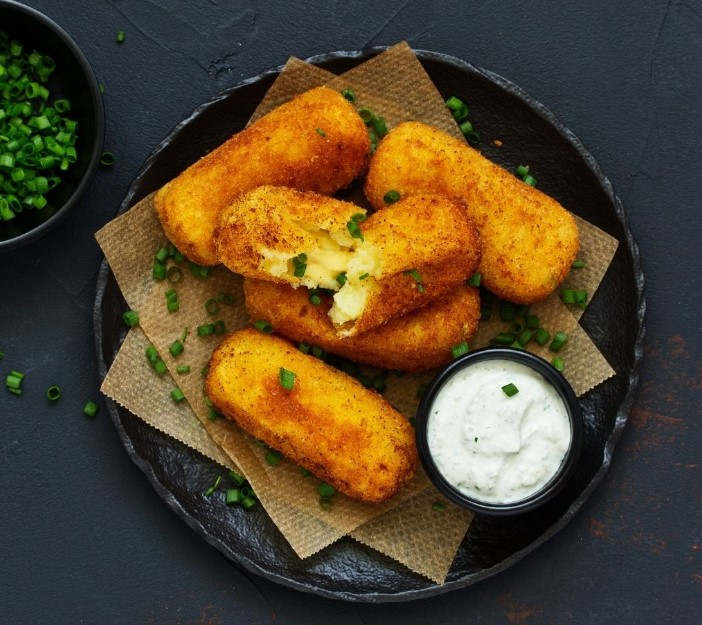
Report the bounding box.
[83,400,99,418]
[552,357,565,372]
[205,298,219,315]
[116,31,125,44]
[253,319,273,334]
[502,383,519,397]
[341,88,356,103]
[451,341,469,358]
[358,272,369,280]
[169,339,184,357]
[279,367,295,390]
[176,365,191,374]
[265,449,282,466]
[318,482,335,498]
[432,501,447,512]
[383,189,400,204]
[549,331,568,352]
[468,273,481,287]
[122,309,139,328]
[315,127,326,137]
[292,253,307,277]
[404,268,425,293]
[170,388,185,403]
[335,271,347,287]
[46,384,61,402]
[572,259,586,269]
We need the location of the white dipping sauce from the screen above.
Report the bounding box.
[427,359,571,504]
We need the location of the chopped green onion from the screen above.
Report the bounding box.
[155,246,169,263]
[575,290,588,307]
[431,501,446,512]
[490,332,515,345]
[145,345,159,364]
[560,289,576,304]
[311,346,325,359]
[197,323,215,336]
[216,293,234,305]
[358,272,369,280]
[451,341,469,358]
[5,371,24,394]
[204,474,222,496]
[241,495,256,509]
[300,467,312,477]
[341,88,356,102]
[346,217,364,241]
[166,266,182,283]
[83,401,99,418]
[383,189,400,204]
[526,314,540,329]
[46,384,61,401]
[100,151,115,167]
[225,488,241,505]
[551,357,565,372]
[170,387,185,403]
[315,127,326,137]
[549,331,568,352]
[459,120,473,135]
[176,365,191,374]
[116,31,126,44]
[265,449,282,466]
[122,309,139,328]
[152,261,166,281]
[205,298,219,315]
[502,382,519,397]
[292,253,307,277]
[229,470,246,486]
[318,482,335,498]
[335,272,347,287]
[213,319,226,335]
[167,300,179,313]
[153,360,167,375]
[404,268,425,293]
[523,174,537,186]
[534,328,551,346]
[517,329,534,346]
[468,273,481,287]
[572,259,586,269]
[298,342,311,354]
[253,319,273,334]
[169,339,184,357]
[188,262,211,279]
[279,367,295,390]
[358,108,374,123]
[445,96,469,121]
[309,293,321,306]
[515,164,529,177]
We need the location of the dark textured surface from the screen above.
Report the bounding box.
[94,47,643,601]
[0,0,699,622]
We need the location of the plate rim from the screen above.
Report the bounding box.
[93,46,646,603]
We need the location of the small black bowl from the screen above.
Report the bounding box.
[416,347,583,516]
[0,0,104,251]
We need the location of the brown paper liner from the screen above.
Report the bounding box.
[97,42,619,583]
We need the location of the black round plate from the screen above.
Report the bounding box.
[93,48,645,602]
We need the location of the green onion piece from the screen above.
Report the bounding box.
[5,372,23,390]
[517,329,534,346]
[451,341,469,358]
[510,341,523,350]
[549,331,568,352]
[292,253,307,277]
[383,189,400,204]
[279,367,295,390]
[153,359,167,375]
[500,302,515,321]
[197,323,215,336]
[225,488,240,505]
[502,382,519,397]
[309,293,321,306]
[404,268,425,293]
[169,340,184,357]
[167,300,179,313]
[100,151,115,166]
[459,120,473,135]
[165,288,178,303]
[122,309,139,328]
[358,272,369,280]
[189,262,211,279]
[515,164,529,178]
[83,401,99,418]
[253,319,273,334]
[145,345,159,364]
[335,272,347,287]
[116,31,126,44]
[523,174,537,186]
[574,290,588,306]
[560,289,576,304]
[526,314,539,329]
[552,357,565,372]
[213,320,226,335]
[346,217,364,241]
[204,474,222,496]
[176,365,191,374]
[216,293,234,305]
[170,387,185,403]
[358,108,374,123]
[490,332,515,346]
[155,246,169,263]
[205,298,219,315]
[315,127,326,137]
[225,471,244,487]
[318,482,336,498]
[265,449,282,466]
[300,467,312,477]
[445,96,469,121]
[46,384,61,402]
[572,259,586,269]
[311,346,325,359]
[341,88,356,102]
[370,115,387,138]
[534,328,550,345]
[241,495,256,509]
[468,273,481,287]
[152,261,166,281]
[166,266,182,283]
[432,501,446,512]
[298,342,311,354]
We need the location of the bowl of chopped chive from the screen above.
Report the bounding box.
[0,0,104,251]
[415,347,582,516]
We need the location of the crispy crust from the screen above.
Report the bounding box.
[365,121,579,304]
[154,86,370,265]
[205,329,417,503]
[244,279,481,372]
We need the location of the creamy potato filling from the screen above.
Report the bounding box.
[258,223,380,325]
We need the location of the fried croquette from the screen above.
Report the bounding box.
[215,186,481,336]
[154,86,369,265]
[364,121,579,304]
[244,279,481,372]
[205,329,417,503]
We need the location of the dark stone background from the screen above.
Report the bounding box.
[0,1,699,622]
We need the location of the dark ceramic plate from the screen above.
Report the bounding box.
[93,48,645,602]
